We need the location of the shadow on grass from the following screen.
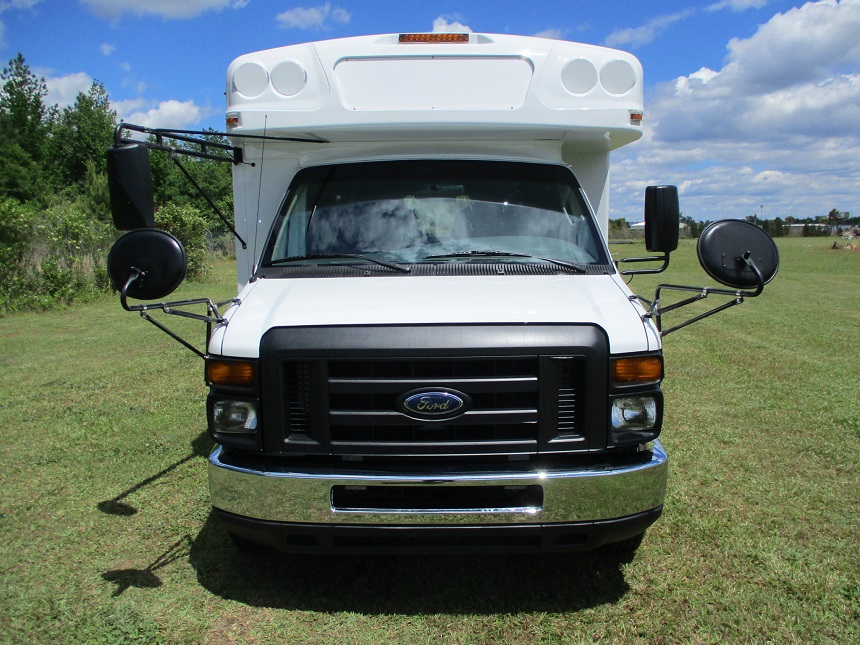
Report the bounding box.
[97,432,213,516]
[187,513,631,614]
[103,536,192,597]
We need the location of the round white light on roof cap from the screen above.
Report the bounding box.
[561,58,598,94]
[271,60,307,97]
[233,62,268,98]
[600,59,636,95]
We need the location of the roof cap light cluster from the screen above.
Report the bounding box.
[561,58,637,96]
[233,60,307,98]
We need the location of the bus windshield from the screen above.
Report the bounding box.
[262,160,609,269]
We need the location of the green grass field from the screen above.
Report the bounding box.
[1,238,857,643]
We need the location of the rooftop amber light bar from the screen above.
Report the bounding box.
[398,33,470,43]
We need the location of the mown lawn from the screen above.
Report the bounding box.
[1,238,857,643]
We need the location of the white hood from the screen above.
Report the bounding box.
[211,274,658,357]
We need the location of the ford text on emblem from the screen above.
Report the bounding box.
[398,388,471,421]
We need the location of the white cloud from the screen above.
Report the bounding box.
[605,10,693,48]
[45,71,93,108]
[100,43,115,56]
[121,99,209,129]
[80,0,247,20]
[606,0,769,49]
[653,1,860,143]
[610,0,860,222]
[432,16,472,33]
[276,3,351,30]
[673,67,719,95]
[533,28,567,40]
[722,0,860,93]
[112,97,148,117]
[706,0,768,11]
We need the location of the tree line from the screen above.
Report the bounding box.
[0,53,232,313]
[610,210,855,241]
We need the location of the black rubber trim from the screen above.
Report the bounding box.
[214,505,662,554]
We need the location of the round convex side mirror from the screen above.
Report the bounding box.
[108,229,187,300]
[697,219,779,289]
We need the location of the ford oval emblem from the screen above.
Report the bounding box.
[398,389,470,421]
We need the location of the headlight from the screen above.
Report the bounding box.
[610,396,658,445]
[212,400,259,433]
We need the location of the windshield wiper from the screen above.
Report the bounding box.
[421,251,587,273]
[265,253,411,273]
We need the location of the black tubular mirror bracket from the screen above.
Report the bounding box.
[645,252,767,337]
[113,122,329,161]
[168,155,247,249]
[113,123,242,164]
[118,269,239,359]
[617,252,670,276]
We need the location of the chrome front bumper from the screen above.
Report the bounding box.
[208,441,668,528]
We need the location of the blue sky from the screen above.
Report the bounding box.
[2,0,858,222]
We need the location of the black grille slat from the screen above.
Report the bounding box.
[329,376,538,394]
[329,358,537,379]
[333,428,536,445]
[330,409,538,425]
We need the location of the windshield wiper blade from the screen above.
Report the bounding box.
[422,251,587,273]
[265,253,411,273]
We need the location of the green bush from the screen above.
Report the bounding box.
[0,198,37,310]
[0,197,33,272]
[0,197,113,313]
[155,203,210,281]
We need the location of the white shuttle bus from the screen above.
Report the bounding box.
[105,33,778,555]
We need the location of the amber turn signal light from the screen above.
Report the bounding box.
[206,359,257,388]
[612,356,663,384]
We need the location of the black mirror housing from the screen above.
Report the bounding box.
[106,143,155,230]
[697,219,779,289]
[108,229,187,301]
[644,185,680,253]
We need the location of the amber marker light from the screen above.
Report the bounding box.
[612,356,663,384]
[206,359,257,388]
[399,33,470,43]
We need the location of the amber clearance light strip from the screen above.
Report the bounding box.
[399,33,470,43]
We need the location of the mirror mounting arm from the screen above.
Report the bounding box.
[617,252,670,276]
[649,253,766,336]
[118,269,239,358]
[169,156,248,249]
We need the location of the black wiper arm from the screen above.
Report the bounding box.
[421,251,587,273]
[266,253,411,273]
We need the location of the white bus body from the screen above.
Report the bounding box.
[199,33,667,554]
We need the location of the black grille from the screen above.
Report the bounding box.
[261,325,607,457]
